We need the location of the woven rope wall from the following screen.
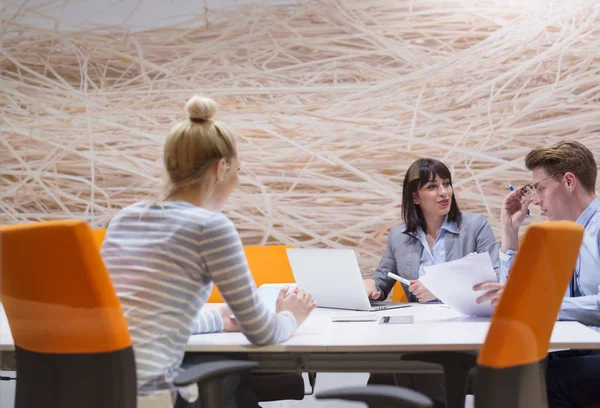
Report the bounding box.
[2,0,600,274]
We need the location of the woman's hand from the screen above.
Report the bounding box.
[276,286,317,327]
[218,305,241,332]
[363,278,382,300]
[408,281,437,303]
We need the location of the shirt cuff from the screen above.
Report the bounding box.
[278,310,297,329]
[499,249,516,262]
[214,309,225,332]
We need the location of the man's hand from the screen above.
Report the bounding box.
[501,187,532,231]
[501,187,533,252]
[218,305,240,332]
[408,281,437,303]
[473,282,505,307]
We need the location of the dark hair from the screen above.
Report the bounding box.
[402,158,461,234]
[525,140,597,193]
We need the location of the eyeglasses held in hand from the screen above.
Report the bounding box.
[520,173,564,200]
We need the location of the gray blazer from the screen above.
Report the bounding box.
[372,212,500,302]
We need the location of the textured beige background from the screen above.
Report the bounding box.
[2,0,600,274]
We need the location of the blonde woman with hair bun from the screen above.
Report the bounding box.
[101,95,317,408]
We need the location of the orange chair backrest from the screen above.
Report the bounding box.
[208,245,295,303]
[92,228,107,249]
[391,282,409,302]
[0,220,132,354]
[478,221,583,369]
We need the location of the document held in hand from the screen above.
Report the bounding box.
[419,252,497,317]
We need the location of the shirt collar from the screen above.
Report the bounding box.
[442,216,459,234]
[576,197,600,228]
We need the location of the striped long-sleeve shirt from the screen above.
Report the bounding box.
[101,200,297,397]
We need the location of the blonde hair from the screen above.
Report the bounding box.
[162,95,237,199]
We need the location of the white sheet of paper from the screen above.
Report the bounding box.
[257,283,297,310]
[231,283,296,319]
[419,252,497,317]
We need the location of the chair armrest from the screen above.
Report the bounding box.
[316,385,433,408]
[173,360,259,387]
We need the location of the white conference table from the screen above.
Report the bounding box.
[2,303,600,374]
[192,303,600,373]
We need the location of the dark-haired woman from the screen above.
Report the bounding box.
[364,158,499,303]
[363,158,500,408]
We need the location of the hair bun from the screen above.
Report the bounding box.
[185,95,217,121]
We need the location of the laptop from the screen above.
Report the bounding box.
[285,248,411,312]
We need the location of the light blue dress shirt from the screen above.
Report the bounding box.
[411,217,459,277]
[500,198,600,330]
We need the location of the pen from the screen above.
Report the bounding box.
[508,183,530,216]
[387,272,412,286]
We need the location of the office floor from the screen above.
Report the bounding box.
[0,372,475,407]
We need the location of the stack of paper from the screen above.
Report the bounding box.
[256,283,297,310]
[232,284,296,319]
[419,252,498,317]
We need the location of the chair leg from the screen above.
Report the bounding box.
[306,372,317,395]
[198,378,223,408]
[402,352,477,408]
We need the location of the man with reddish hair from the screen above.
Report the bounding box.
[476,140,600,407]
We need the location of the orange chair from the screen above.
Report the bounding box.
[91,228,107,249]
[316,221,584,408]
[90,232,294,303]
[207,245,295,303]
[0,221,256,408]
[391,282,408,302]
[0,221,136,408]
[474,220,584,408]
